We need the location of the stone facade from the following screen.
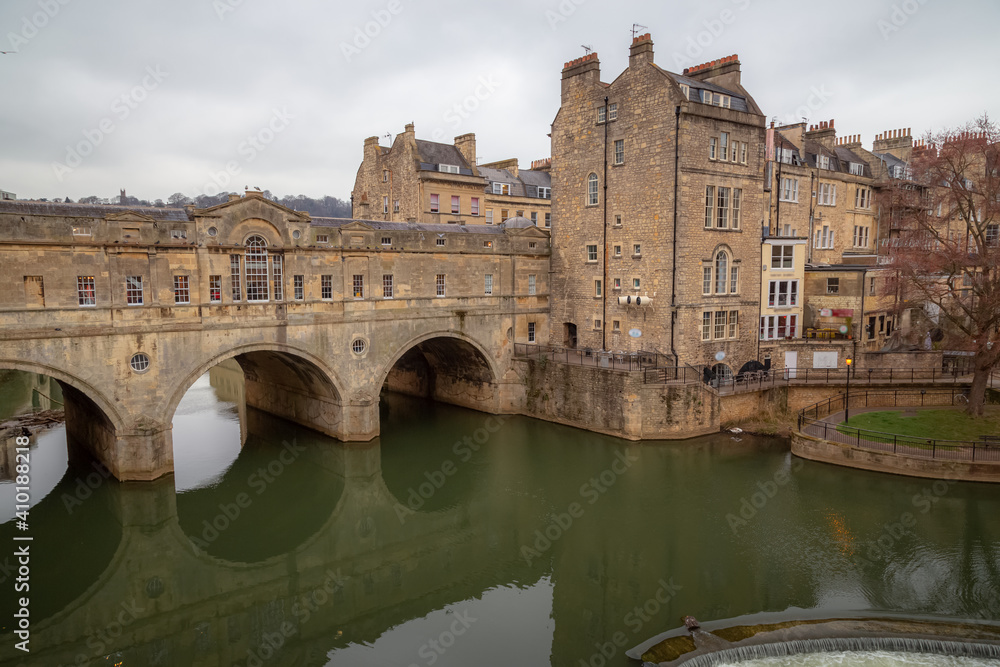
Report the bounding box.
[548,36,766,381]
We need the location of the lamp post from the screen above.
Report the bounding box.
[845,357,853,424]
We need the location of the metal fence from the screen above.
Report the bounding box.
[513,343,671,372]
[797,389,1000,463]
[705,366,979,394]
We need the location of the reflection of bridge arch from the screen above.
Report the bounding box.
[0,359,124,432]
[380,331,502,414]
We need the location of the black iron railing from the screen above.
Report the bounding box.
[513,343,671,372]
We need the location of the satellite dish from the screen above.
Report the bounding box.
[629,328,641,338]
[715,351,726,362]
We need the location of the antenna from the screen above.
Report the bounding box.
[631,23,648,40]
[581,44,594,55]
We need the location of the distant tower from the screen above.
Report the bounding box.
[120,189,127,205]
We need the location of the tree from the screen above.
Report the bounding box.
[167,192,190,206]
[881,115,999,415]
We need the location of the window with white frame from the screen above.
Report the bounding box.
[77,276,96,306]
[827,277,839,294]
[771,244,794,269]
[849,162,865,176]
[230,255,242,301]
[633,243,641,256]
[715,251,728,294]
[587,173,599,205]
[814,225,835,249]
[614,139,624,165]
[729,265,739,294]
[855,187,871,209]
[728,310,738,338]
[680,83,690,99]
[321,275,333,300]
[383,169,389,182]
[353,274,364,299]
[613,277,621,290]
[709,137,718,160]
[702,267,712,295]
[544,213,551,227]
[436,274,446,297]
[383,274,393,299]
[438,164,460,174]
[853,225,870,248]
[471,197,480,215]
[126,276,143,305]
[485,274,493,295]
[760,314,798,340]
[731,188,741,228]
[528,274,536,295]
[537,186,551,199]
[293,275,303,300]
[245,235,269,302]
[383,196,389,214]
[613,244,622,257]
[767,280,798,307]
[817,183,837,206]
[270,254,283,301]
[817,155,831,170]
[430,194,439,212]
[586,244,598,262]
[531,212,537,225]
[632,277,641,290]
[381,236,392,246]
[731,140,738,163]
[315,234,329,244]
[608,103,617,121]
[209,275,222,303]
[486,209,494,224]
[597,106,606,124]
[740,142,747,164]
[705,186,715,228]
[451,195,460,214]
[780,178,799,202]
[702,312,712,340]
[594,279,602,297]
[714,311,727,339]
[719,133,729,162]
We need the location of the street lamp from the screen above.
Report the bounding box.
[845,357,853,424]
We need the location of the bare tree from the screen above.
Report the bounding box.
[881,115,999,415]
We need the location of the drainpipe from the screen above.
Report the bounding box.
[670,105,681,366]
[602,96,609,351]
[808,171,817,262]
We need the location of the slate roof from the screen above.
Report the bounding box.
[415,140,473,173]
[0,200,191,221]
[478,167,551,198]
[666,72,750,113]
[310,217,505,234]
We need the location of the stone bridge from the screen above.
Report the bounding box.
[0,193,550,480]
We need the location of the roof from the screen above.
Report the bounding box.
[310,217,505,234]
[500,216,535,229]
[665,71,750,113]
[478,166,550,198]
[518,169,552,188]
[0,200,191,221]
[415,140,472,171]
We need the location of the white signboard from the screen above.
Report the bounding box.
[813,351,838,369]
[628,329,641,338]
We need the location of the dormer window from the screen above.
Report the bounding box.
[849,162,864,176]
[493,182,511,195]
[679,84,690,100]
[701,91,731,108]
[438,164,460,174]
[537,186,551,199]
[817,155,831,170]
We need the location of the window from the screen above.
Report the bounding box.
[716,187,730,228]
[814,225,835,249]
[383,169,389,182]
[759,315,798,340]
[614,214,622,227]
[731,141,738,163]
[729,265,739,294]
[72,226,92,236]
[383,196,389,214]
[614,139,624,165]
[381,236,392,246]
[170,229,187,240]
[501,209,509,221]
[613,320,621,332]
[633,243,641,256]
[985,224,999,247]
[316,234,329,244]
[270,254,283,301]
[538,186,551,199]
[767,280,799,307]
[528,274,536,295]
[436,274,446,297]
[529,241,537,249]
[597,106,606,124]
[703,267,712,295]
[728,310,738,338]
[853,225,870,248]
[715,311,727,340]
[438,164,460,174]
[230,255,242,301]
[702,312,712,340]
[209,275,222,303]
[430,194,439,213]
[719,133,729,162]
[77,276,96,306]
[777,148,793,165]
[294,275,304,300]
[587,173,599,205]
[868,316,876,339]
[594,279,602,297]
[394,200,400,213]
[486,209,494,224]
[485,274,494,295]
[827,277,839,294]
[129,353,150,373]
[484,240,493,249]
[594,319,602,330]
[613,245,622,257]
[586,244,598,262]
[869,277,876,296]
[879,315,886,333]
[245,235,269,302]
[613,277,621,290]
[731,189,741,229]
[740,142,747,164]
[383,274,393,299]
[126,276,143,305]
[545,213,551,228]
[780,178,798,202]
[528,322,536,343]
[855,187,871,209]
[709,137,718,160]
[771,245,794,269]
[436,238,445,247]
[321,275,333,300]
[451,195,460,214]
[353,274,364,299]
[493,182,511,195]
[632,277,641,290]
[817,155,831,170]
[705,186,715,228]
[608,103,617,121]
[471,197,480,216]
[679,83,690,99]
[352,339,367,355]
[849,162,864,176]
[531,212,538,225]
[817,183,836,206]
[715,252,728,294]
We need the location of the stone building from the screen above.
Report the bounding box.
[548,35,766,379]
[351,124,550,227]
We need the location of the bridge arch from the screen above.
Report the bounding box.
[379,331,501,414]
[0,359,125,431]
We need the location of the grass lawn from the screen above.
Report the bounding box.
[838,406,1000,442]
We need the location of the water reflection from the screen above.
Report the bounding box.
[0,369,998,667]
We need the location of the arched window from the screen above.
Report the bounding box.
[588,173,599,206]
[245,235,269,302]
[715,251,728,294]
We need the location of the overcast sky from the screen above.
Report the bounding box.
[1,0,997,203]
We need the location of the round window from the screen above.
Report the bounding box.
[207,226,218,237]
[351,339,367,355]
[292,230,301,240]
[130,353,151,373]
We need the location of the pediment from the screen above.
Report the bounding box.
[196,194,310,223]
[504,224,550,238]
[106,211,158,223]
